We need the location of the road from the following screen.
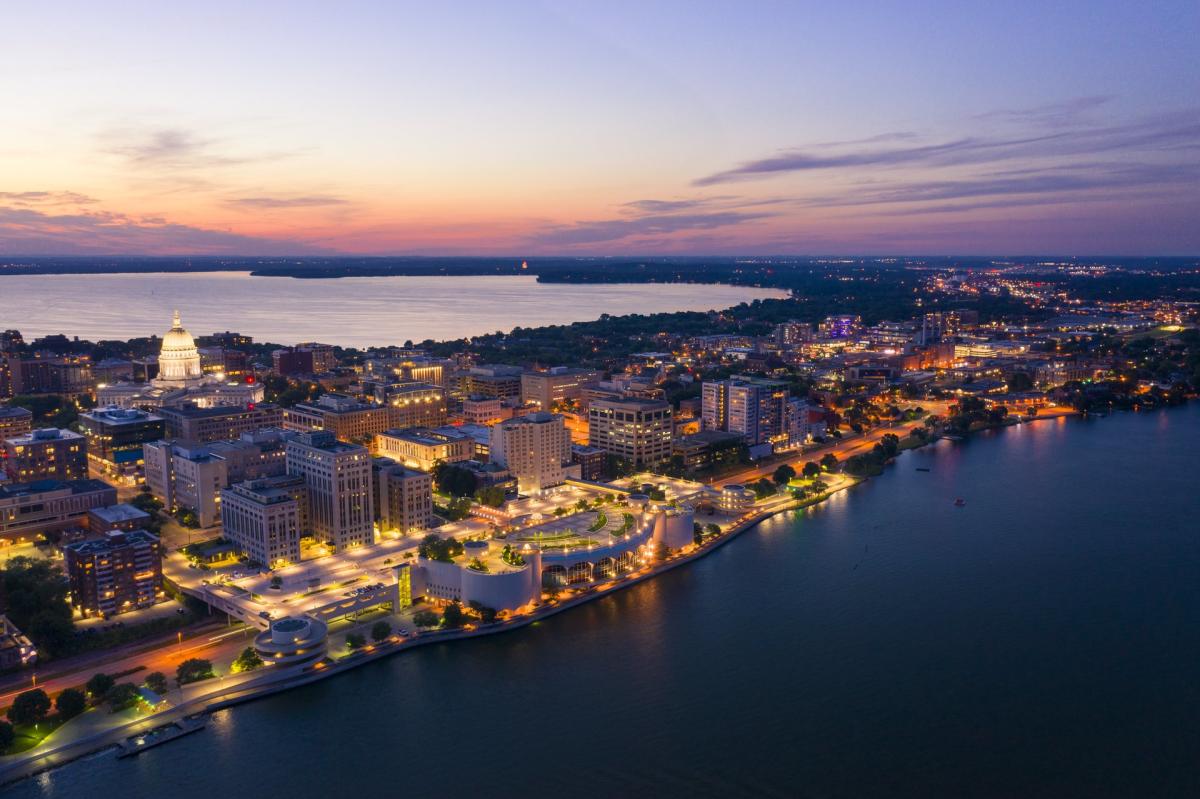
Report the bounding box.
[0,623,255,709]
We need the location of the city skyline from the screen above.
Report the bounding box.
[2,0,1198,257]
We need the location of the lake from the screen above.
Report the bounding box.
[0,273,787,348]
[12,405,1200,798]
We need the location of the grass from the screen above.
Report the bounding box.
[586,512,608,532]
[6,717,65,755]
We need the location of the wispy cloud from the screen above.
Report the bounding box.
[0,191,99,206]
[693,105,1200,186]
[531,210,772,247]
[98,127,291,171]
[224,195,350,210]
[0,205,334,256]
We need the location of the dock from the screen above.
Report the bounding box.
[115,716,207,758]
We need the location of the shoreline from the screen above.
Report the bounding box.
[0,408,1088,787]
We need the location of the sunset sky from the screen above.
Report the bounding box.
[1,1,1197,256]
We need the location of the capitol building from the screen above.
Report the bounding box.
[97,311,264,409]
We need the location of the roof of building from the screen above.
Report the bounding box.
[0,478,114,499]
[64,528,159,555]
[88,503,152,524]
[0,407,34,420]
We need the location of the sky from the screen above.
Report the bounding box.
[0,0,1197,257]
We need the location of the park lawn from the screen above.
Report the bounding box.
[6,716,65,755]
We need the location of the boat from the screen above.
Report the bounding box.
[954,498,966,507]
[915,467,930,472]
[116,716,207,758]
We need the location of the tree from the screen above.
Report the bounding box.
[772,464,796,485]
[370,621,392,642]
[802,461,821,479]
[144,672,169,695]
[55,688,86,720]
[1,557,74,657]
[269,575,283,589]
[442,602,465,628]
[86,673,115,701]
[475,485,506,508]
[820,453,838,472]
[231,647,264,673]
[705,523,720,537]
[346,633,366,649]
[0,721,13,753]
[8,689,51,726]
[176,658,214,686]
[693,526,704,546]
[752,477,776,499]
[413,610,439,628]
[105,683,140,713]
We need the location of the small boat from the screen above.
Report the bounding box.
[954,498,966,507]
[915,467,930,472]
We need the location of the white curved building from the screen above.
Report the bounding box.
[156,310,204,386]
[253,616,328,668]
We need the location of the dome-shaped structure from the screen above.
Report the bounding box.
[156,310,203,385]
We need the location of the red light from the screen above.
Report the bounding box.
[245,375,255,384]
[247,403,255,411]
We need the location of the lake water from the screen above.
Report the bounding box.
[13,405,1200,798]
[0,273,786,348]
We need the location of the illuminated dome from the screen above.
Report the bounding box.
[157,310,203,384]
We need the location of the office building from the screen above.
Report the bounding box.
[78,406,165,484]
[2,428,87,482]
[372,382,448,429]
[87,503,152,533]
[520,367,601,410]
[461,395,509,426]
[283,394,396,446]
[221,475,308,567]
[376,427,473,471]
[286,431,373,551]
[272,342,337,376]
[459,365,523,400]
[587,398,673,469]
[205,429,290,483]
[818,315,863,339]
[63,529,163,618]
[0,407,33,440]
[490,412,572,494]
[0,479,117,543]
[372,457,434,534]
[570,444,607,481]
[143,440,229,527]
[159,402,283,443]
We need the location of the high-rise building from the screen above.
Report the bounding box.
[702,376,790,446]
[458,365,523,400]
[63,530,163,618]
[2,428,87,482]
[490,412,572,493]
[221,475,308,567]
[158,402,283,443]
[78,407,165,484]
[372,457,434,535]
[520,368,601,411]
[587,398,673,469]
[0,407,33,440]
[285,431,373,552]
[143,440,229,527]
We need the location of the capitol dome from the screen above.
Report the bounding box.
[156,310,203,384]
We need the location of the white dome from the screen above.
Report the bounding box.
[157,310,203,383]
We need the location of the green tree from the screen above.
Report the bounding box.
[370,621,392,642]
[413,609,439,628]
[86,673,115,701]
[231,647,264,673]
[144,672,169,695]
[176,658,214,686]
[105,683,140,713]
[802,461,822,479]
[0,720,13,753]
[8,689,51,726]
[346,633,366,649]
[54,688,86,720]
[1,557,75,657]
[474,485,506,507]
[442,602,465,628]
[705,523,720,537]
[772,464,796,485]
[752,477,776,499]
